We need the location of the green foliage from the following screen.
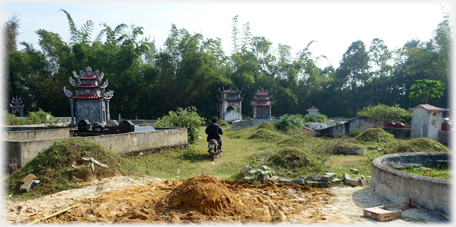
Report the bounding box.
[409,79,445,104]
[400,166,451,179]
[154,106,206,144]
[217,119,229,127]
[356,104,412,126]
[4,109,56,125]
[273,114,306,131]
[256,121,275,129]
[351,128,361,137]
[384,138,449,154]
[303,114,328,123]
[354,128,394,143]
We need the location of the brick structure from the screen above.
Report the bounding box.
[63,66,114,125]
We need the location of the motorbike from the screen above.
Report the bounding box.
[207,139,221,161]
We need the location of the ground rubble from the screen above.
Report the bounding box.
[4,175,449,224]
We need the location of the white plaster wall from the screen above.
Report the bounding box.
[428,112,442,141]
[411,108,428,138]
[224,110,242,122]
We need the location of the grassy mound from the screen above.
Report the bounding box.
[384,138,450,154]
[354,128,394,143]
[248,128,285,142]
[256,121,275,130]
[218,119,230,127]
[267,147,309,169]
[7,138,130,198]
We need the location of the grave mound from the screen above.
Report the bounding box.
[162,175,245,216]
[256,121,275,130]
[354,128,394,143]
[384,138,449,154]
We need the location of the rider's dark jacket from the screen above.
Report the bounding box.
[205,123,223,141]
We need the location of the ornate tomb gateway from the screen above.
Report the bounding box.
[250,88,274,119]
[63,66,114,125]
[9,97,25,117]
[218,86,244,123]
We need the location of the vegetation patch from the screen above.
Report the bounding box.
[267,147,309,170]
[4,109,58,125]
[217,119,230,127]
[384,138,449,154]
[7,138,131,200]
[400,166,451,179]
[256,121,275,130]
[354,128,395,143]
[356,104,412,126]
[154,106,206,144]
[248,128,285,142]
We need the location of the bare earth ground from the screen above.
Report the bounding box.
[3,175,449,224]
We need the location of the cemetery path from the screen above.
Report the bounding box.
[4,176,448,224]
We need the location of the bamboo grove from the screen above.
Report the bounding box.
[4,11,451,120]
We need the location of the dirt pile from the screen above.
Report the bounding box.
[21,175,334,224]
[162,175,244,216]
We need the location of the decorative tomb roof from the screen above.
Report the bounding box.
[64,66,113,99]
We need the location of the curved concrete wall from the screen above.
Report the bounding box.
[371,152,451,215]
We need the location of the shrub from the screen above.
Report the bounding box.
[273,114,306,131]
[356,104,412,126]
[351,128,361,137]
[4,109,56,125]
[303,113,328,123]
[154,106,206,144]
[354,128,394,143]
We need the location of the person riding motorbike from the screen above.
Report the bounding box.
[205,117,223,152]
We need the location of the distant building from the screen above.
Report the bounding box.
[218,87,244,123]
[306,106,319,117]
[63,66,114,125]
[410,104,449,141]
[9,97,24,117]
[250,88,274,119]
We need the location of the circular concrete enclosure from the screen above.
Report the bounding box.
[371,152,451,215]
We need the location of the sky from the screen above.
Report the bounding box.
[2,0,453,69]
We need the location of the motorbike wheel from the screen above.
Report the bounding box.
[211,152,215,161]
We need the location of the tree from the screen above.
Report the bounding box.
[336,40,370,115]
[408,79,445,104]
[4,14,20,52]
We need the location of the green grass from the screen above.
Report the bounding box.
[6,124,452,201]
[400,166,451,179]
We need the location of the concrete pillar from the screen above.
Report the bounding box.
[69,99,74,125]
[106,99,110,121]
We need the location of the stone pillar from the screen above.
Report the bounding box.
[70,99,75,125]
[106,99,110,121]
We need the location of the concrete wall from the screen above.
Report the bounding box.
[85,128,188,155]
[411,108,428,138]
[231,119,274,130]
[371,152,451,215]
[4,128,188,168]
[6,139,60,167]
[3,128,71,141]
[314,116,377,137]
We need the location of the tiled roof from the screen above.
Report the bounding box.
[74,94,101,99]
[81,75,96,79]
[79,84,97,87]
[410,104,449,112]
